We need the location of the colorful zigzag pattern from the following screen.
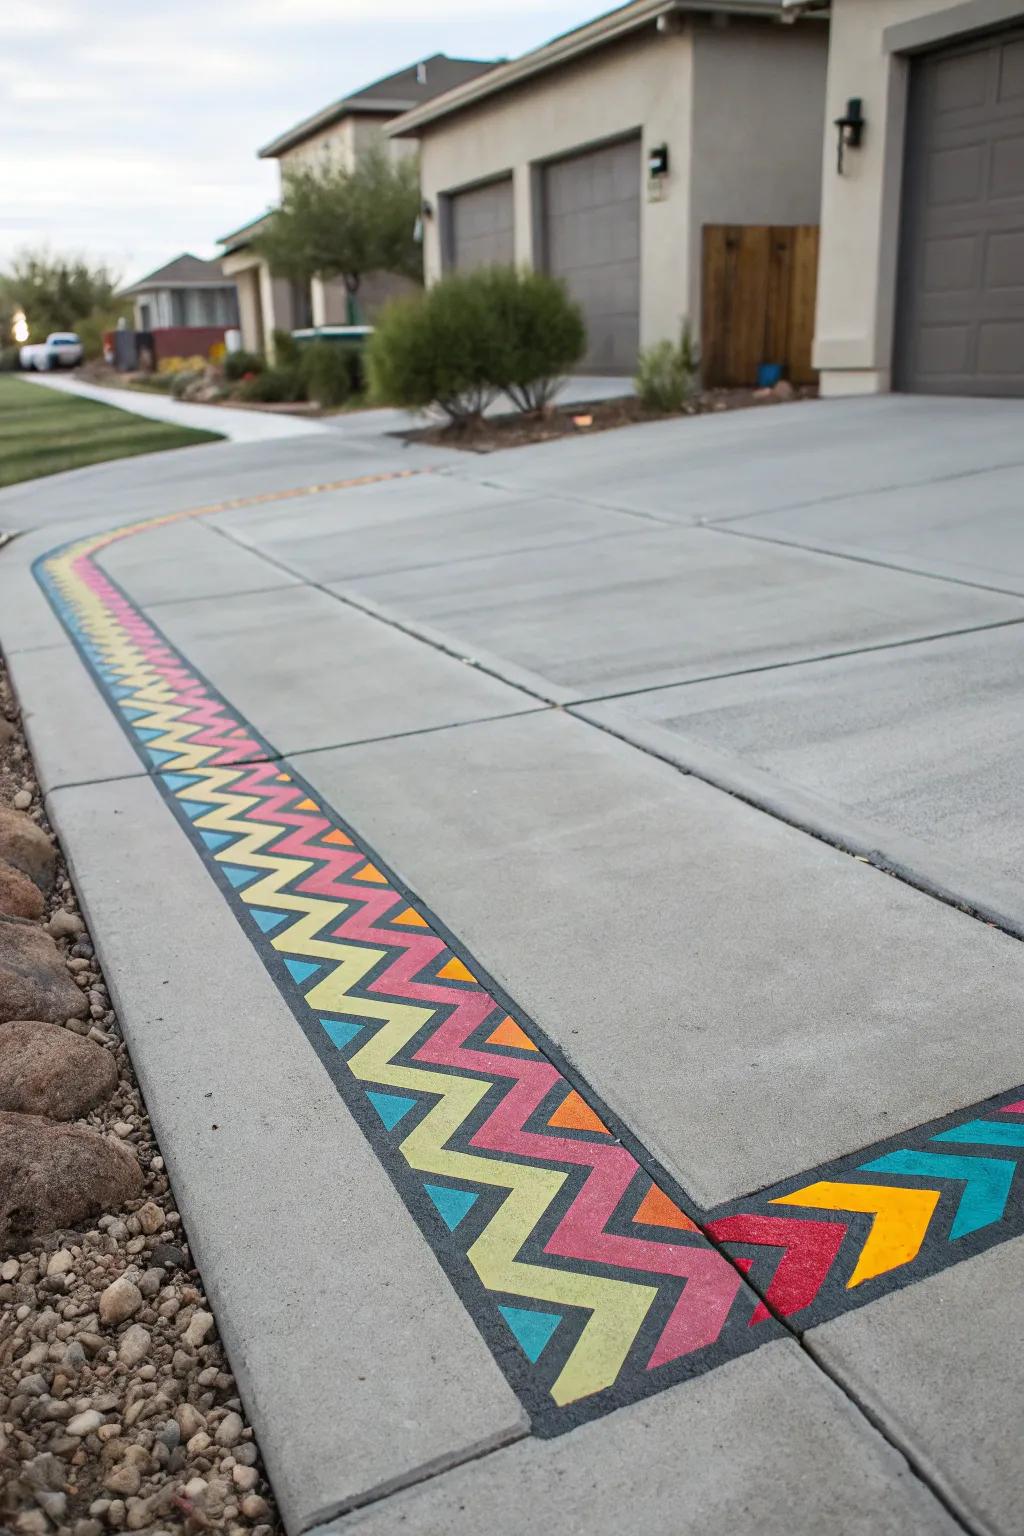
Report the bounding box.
[34,484,1024,1434]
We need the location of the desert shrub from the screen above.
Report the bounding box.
[237,366,305,403]
[301,342,352,407]
[224,348,264,382]
[271,329,300,367]
[481,267,586,412]
[368,275,499,423]
[634,323,700,412]
[169,369,203,399]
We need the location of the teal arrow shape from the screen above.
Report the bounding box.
[861,1149,1016,1239]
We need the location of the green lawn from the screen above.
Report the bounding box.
[0,374,222,489]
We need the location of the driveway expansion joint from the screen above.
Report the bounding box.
[30,483,1024,1463]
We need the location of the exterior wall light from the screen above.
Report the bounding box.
[834,98,865,175]
[648,144,669,178]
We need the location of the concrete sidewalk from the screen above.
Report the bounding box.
[4,393,1024,1536]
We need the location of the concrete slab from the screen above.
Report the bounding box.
[47,773,527,1534]
[152,582,539,755]
[217,477,647,584]
[292,710,1024,1208]
[718,461,1024,594]
[336,524,1024,698]
[811,1237,1024,1535]
[7,643,143,791]
[442,394,1024,523]
[97,516,300,606]
[579,624,1024,932]
[322,1339,959,1536]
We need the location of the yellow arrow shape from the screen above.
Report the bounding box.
[773,1181,941,1288]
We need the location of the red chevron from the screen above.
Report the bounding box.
[706,1213,847,1322]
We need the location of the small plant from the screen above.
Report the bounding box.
[169,369,203,399]
[224,348,265,382]
[271,329,300,368]
[482,267,586,413]
[301,342,352,408]
[0,347,19,372]
[237,366,305,404]
[634,323,700,412]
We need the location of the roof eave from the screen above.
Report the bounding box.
[257,98,407,160]
[386,0,801,137]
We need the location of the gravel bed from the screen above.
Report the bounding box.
[0,656,284,1536]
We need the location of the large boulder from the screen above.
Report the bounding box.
[0,1112,143,1253]
[0,1020,118,1119]
[0,918,88,1024]
[0,858,45,920]
[0,806,56,894]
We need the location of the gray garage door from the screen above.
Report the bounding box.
[544,137,641,373]
[896,27,1024,395]
[449,178,515,271]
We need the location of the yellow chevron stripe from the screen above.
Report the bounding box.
[773,1181,941,1287]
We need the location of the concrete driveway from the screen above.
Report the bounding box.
[4,391,1024,1536]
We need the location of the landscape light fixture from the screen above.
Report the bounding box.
[648,144,669,178]
[834,98,865,174]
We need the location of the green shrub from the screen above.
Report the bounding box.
[368,276,497,422]
[237,366,305,403]
[170,369,203,400]
[634,323,700,412]
[272,329,300,367]
[481,267,585,412]
[0,347,20,372]
[301,342,352,407]
[224,348,264,382]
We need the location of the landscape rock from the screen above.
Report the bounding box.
[99,1275,143,1327]
[118,1324,151,1365]
[0,857,45,919]
[0,1112,143,1253]
[46,906,84,940]
[0,918,90,1023]
[0,805,56,892]
[12,788,32,811]
[0,1019,118,1118]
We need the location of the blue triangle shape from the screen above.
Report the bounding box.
[250,907,288,933]
[120,706,149,722]
[135,727,163,742]
[498,1306,562,1364]
[320,1018,363,1049]
[182,801,216,821]
[366,1090,417,1131]
[199,830,232,851]
[284,958,320,986]
[161,773,200,792]
[110,685,134,699]
[147,748,176,766]
[220,864,257,889]
[424,1183,479,1231]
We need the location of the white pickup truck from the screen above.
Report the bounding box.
[19,332,84,371]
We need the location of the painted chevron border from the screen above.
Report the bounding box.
[30,482,1024,1437]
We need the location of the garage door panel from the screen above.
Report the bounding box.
[896,26,1024,395]
[544,138,641,373]
[450,179,514,272]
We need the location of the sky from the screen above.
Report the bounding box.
[0,0,603,287]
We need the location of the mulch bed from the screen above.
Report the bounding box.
[398,383,817,453]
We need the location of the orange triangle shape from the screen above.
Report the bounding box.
[547,1090,608,1135]
[275,773,292,782]
[438,956,476,983]
[394,907,428,927]
[354,863,387,883]
[296,797,319,812]
[633,1183,698,1232]
[323,829,352,846]
[486,1016,538,1052]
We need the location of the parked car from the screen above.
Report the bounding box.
[19,333,84,371]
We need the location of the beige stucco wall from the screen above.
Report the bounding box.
[812,0,1024,395]
[416,28,694,351]
[689,16,828,330]
[278,114,417,184]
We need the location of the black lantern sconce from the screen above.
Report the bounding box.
[834,98,865,175]
[648,144,669,179]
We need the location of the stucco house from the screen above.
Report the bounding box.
[387,0,829,375]
[220,54,495,357]
[785,0,1024,398]
[118,254,240,364]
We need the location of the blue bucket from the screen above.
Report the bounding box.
[757,363,783,387]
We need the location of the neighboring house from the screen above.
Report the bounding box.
[387,0,828,375]
[220,54,496,357]
[785,0,1024,398]
[119,254,240,363]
